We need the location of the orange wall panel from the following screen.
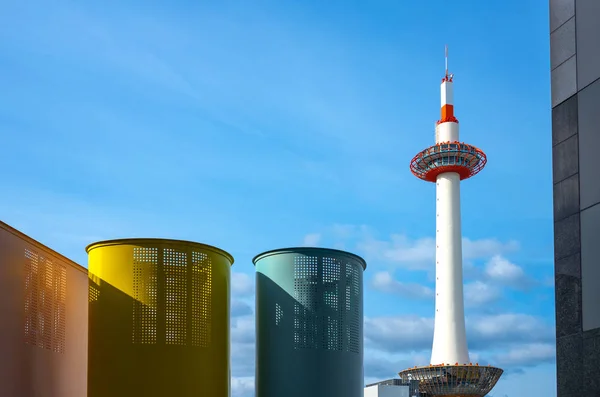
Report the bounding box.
[0,222,88,397]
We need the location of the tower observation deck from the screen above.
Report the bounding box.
[399,48,503,397]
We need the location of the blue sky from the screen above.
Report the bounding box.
[0,0,554,396]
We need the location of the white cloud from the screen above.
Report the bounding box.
[367,255,532,307]
[314,224,520,271]
[468,313,554,349]
[357,234,435,269]
[231,376,254,397]
[370,271,433,299]
[462,239,520,260]
[231,315,256,378]
[232,272,254,296]
[485,255,525,283]
[493,343,555,367]
[364,235,519,270]
[231,300,253,318]
[364,354,422,380]
[464,281,501,307]
[370,273,502,307]
[231,341,255,378]
[302,233,321,246]
[362,313,555,382]
[231,315,255,344]
[331,224,368,239]
[365,315,434,351]
[364,313,554,354]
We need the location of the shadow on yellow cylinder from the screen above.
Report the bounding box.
[86,239,233,397]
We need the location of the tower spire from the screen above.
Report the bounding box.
[443,45,453,82]
[445,44,448,78]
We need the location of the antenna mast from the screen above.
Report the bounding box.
[445,45,449,79]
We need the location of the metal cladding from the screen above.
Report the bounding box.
[0,221,88,397]
[403,48,502,397]
[86,238,234,397]
[253,247,366,397]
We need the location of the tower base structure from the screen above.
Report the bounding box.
[398,365,503,397]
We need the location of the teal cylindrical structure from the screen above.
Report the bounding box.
[253,247,366,397]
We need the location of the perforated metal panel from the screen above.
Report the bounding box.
[346,262,361,354]
[131,247,215,347]
[24,249,40,347]
[23,249,67,353]
[191,251,212,347]
[293,256,319,349]
[133,247,158,344]
[323,257,342,351]
[290,255,362,353]
[87,239,233,397]
[275,303,283,326]
[164,248,188,345]
[53,263,67,353]
[255,247,366,397]
[89,284,100,303]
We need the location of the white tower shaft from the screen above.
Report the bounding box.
[430,79,470,365]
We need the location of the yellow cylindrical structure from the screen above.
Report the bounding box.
[86,239,233,397]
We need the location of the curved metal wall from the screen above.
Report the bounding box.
[253,247,366,397]
[86,239,233,397]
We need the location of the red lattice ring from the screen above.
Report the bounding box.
[398,364,503,397]
[410,142,487,183]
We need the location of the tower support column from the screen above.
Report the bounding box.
[431,171,469,365]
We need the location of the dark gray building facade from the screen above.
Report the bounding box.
[551,0,600,395]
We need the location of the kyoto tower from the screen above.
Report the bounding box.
[398,48,503,396]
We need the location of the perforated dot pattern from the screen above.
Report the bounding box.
[323,257,342,351]
[293,256,319,349]
[275,303,283,326]
[191,251,212,347]
[89,285,100,303]
[131,247,214,347]
[164,248,188,345]
[346,263,360,354]
[133,247,158,344]
[291,255,362,353]
[24,249,67,353]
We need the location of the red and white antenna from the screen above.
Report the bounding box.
[444,45,453,82]
[445,44,449,78]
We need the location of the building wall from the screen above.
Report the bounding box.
[551,0,600,395]
[253,247,366,397]
[366,378,420,396]
[365,386,378,397]
[86,239,233,397]
[0,221,88,397]
[364,385,410,397]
